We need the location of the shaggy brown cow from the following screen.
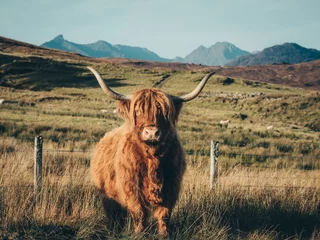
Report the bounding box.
[88,67,215,237]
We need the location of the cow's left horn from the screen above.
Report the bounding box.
[171,72,216,102]
[87,67,132,101]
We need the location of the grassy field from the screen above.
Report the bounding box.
[1,138,319,239]
[0,52,319,239]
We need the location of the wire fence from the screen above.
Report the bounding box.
[1,135,319,166]
[1,135,320,192]
[5,147,319,166]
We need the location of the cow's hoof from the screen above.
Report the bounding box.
[158,229,169,239]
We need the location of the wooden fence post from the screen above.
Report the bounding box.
[210,140,219,190]
[34,135,43,197]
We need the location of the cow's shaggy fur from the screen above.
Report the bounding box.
[91,88,186,236]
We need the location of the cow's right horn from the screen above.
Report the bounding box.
[87,67,132,101]
[171,72,216,102]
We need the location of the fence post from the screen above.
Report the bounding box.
[34,135,43,197]
[210,140,219,190]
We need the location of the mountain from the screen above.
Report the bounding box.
[225,43,320,66]
[172,56,184,62]
[251,51,261,54]
[113,44,167,62]
[180,42,250,66]
[41,37,250,65]
[41,35,169,62]
[1,36,320,90]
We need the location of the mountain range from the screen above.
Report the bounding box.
[225,43,320,66]
[1,35,319,90]
[41,35,320,67]
[41,35,170,62]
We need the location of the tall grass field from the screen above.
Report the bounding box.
[0,54,319,239]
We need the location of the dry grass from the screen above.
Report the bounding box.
[0,138,319,239]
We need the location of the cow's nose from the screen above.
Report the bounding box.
[142,126,161,141]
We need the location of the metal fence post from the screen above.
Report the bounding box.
[34,135,43,197]
[210,140,219,190]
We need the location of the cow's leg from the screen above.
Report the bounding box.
[154,205,170,237]
[97,189,127,231]
[126,201,146,233]
[101,196,127,228]
[154,163,183,237]
[122,184,146,233]
[117,160,147,233]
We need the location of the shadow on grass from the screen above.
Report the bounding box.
[0,55,135,91]
[226,201,319,238]
[1,196,319,239]
[1,224,78,240]
[84,192,320,239]
[171,191,320,239]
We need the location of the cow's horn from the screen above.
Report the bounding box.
[87,67,132,101]
[171,72,216,102]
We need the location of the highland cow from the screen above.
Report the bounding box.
[88,67,215,237]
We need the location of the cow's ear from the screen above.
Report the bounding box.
[116,100,131,120]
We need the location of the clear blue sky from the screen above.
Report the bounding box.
[1,0,319,59]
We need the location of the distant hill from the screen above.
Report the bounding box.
[180,42,250,66]
[41,35,170,62]
[1,35,319,90]
[225,43,320,66]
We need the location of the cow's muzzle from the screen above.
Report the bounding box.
[142,126,161,143]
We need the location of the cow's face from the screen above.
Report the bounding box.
[116,89,182,146]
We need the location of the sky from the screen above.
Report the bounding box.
[0,0,319,59]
